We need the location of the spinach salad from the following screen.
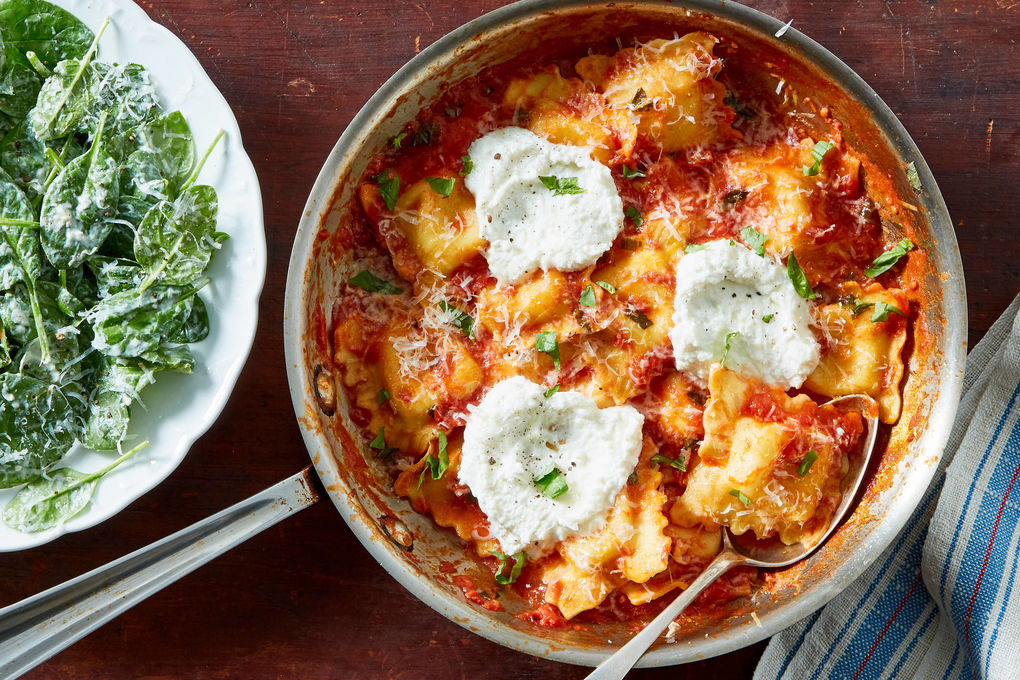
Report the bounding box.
[0,0,227,532]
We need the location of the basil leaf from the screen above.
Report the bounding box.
[762,313,774,323]
[797,449,818,477]
[596,280,616,294]
[377,389,390,405]
[723,189,748,207]
[625,205,643,227]
[626,308,653,329]
[459,155,473,177]
[535,330,560,370]
[348,270,402,294]
[725,90,754,120]
[534,467,568,499]
[802,140,834,176]
[417,432,449,487]
[786,253,814,299]
[539,175,583,196]
[729,488,751,505]
[851,299,874,316]
[684,243,707,254]
[490,549,525,585]
[906,162,921,191]
[439,300,474,340]
[621,164,645,179]
[374,169,399,211]
[651,454,687,471]
[579,284,596,307]
[864,238,915,278]
[871,301,907,323]
[426,176,454,197]
[721,330,739,368]
[740,226,768,256]
[543,384,559,398]
[390,132,406,149]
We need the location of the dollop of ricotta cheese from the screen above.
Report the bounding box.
[669,240,820,388]
[464,127,624,284]
[459,376,643,556]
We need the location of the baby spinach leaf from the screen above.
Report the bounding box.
[81,61,159,142]
[136,342,193,373]
[40,114,120,268]
[0,62,41,119]
[2,440,147,532]
[0,373,78,488]
[88,256,142,297]
[0,0,94,71]
[27,18,107,142]
[134,184,223,290]
[15,324,83,385]
[169,295,209,343]
[83,361,151,450]
[0,120,49,200]
[89,280,205,358]
[122,111,194,200]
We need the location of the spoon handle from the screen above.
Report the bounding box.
[0,468,320,680]
[585,549,744,680]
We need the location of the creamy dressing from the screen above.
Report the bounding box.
[464,127,624,284]
[458,376,643,556]
[669,240,820,388]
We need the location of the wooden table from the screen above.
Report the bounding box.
[3,1,1016,677]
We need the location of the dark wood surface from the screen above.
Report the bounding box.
[2,0,1016,677]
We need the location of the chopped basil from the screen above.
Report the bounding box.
[370,427,396,458]
[803,140,835,176]
[621,164,646,179]
[439,301,475,340]
[490,549,525,585]
[534,467,569,499]
[651,454,687,471]
[349,270,402,294]
[729,488,751,505]
[543,384,560,398]
[426,176,455,197]
[539,175,583,196]
[786,253,815,299]
[741,226,768,256]
[626,308,653,329]
[459,155,474,177]
[864,238,915,278]
[797,450,818,477]
[377,389,390,405]
[852,299,874,316]
[627,471,639,486]
[721,330,739,368]
[596,280,617,294]
[374,170,400,211]
[870,301,907,323]
[390,132,407,149]
[725,90,755,121]
[762,313,775,323]
[417,431,450,488]
[412,124,436,147]
[579,284,597,307]
[906,162,921,191]
[535,330,561,370]
[630,87,652,111]
[723,189,749,208]
[625,205,644,227]
[685,243,707,254]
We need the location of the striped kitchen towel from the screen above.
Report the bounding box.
[756,292,1020,680]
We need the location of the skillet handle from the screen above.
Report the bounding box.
[0,467,321,679]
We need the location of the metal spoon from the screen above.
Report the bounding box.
[585,393,879,680]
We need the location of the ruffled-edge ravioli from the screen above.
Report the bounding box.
[538,440,670,619]
[805,282,909,424]
[672,368,863,545]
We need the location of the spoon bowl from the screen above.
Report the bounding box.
[586,393,880,680]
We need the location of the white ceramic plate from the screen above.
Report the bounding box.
[0,0,266,551]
